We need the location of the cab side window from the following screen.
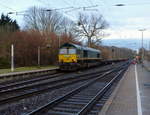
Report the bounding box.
[83,50,88,57]
[97,53,100,58]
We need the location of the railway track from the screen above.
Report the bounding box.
[27,63,129,115]
[0,62,128,107]
[0,69,107,106]
[0,64,116,93]
[0,72,64,91]
[0,61,120,87]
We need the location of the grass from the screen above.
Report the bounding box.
[0,65,58,74]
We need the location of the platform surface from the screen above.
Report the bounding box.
[143,60,150,71]
[99,62,150,115]
[0,67,58,77]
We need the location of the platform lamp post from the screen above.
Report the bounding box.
[38,46,41,67]
[7,12,21,72]
[139,29,146,63]
[38,44,51,67]
[11,44,14,72]
[149,41,150,51]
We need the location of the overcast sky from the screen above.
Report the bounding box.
[1,0,150,39]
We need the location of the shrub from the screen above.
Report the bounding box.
[0,57,10,69]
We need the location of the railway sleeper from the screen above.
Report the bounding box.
[62,101,87,105]
[67,98,91,102]
[52,107,80,113]
[88,110,100,115]
[56,104,83,109]
[70,97,92,100]
[64,100,90,104]
[48,111,74,115]
[64,101,88,105]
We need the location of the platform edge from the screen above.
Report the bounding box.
[98,65,130,115]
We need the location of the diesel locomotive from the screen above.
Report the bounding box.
[58,43,102,71]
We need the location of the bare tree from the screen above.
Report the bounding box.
[74,13,109,47]
[24,6,71,34]
[59,17,75,34]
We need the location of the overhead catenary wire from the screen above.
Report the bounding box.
[2,0,123,16]
[43,7,74,12]
[65,5,98,13]
[4,0,150,22]
[8,4,99,16]
[7,6,73,16]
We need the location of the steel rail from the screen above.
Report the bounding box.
[0,72,64,91]
[76,68,127,115]
[0,69,105,106]
[0,63,124,95]
[0,72,102,95]
[27,63,127,115]
[0,62,119,91]
[0,61,129,108]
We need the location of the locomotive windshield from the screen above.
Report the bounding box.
[59,48,67,54]
[68,49,76,54]
[59,48,76,54]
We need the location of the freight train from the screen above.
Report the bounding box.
[59,43,101,71]
[58,43,127,71]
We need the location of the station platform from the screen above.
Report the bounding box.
[0,67,58,77]
[143,60,150,71]
[99,62,150,115]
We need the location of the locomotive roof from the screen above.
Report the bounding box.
[60,43,101,53]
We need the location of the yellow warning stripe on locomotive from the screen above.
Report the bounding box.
[59,54,77,63]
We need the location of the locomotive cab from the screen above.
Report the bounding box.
[58,43,80,70]
[59,47,77,63]
[58,43,102,71]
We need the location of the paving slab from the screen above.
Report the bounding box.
[143,60,150,71]
[137,64,150,115]
[99,63,150,115]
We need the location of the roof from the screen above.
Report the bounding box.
[60,43,101,53]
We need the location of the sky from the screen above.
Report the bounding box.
[0,0,150,41]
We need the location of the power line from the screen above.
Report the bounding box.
[65,5,98,13]
[7,1,150,17]
[7,6,77,17]
[44,6,74,11]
